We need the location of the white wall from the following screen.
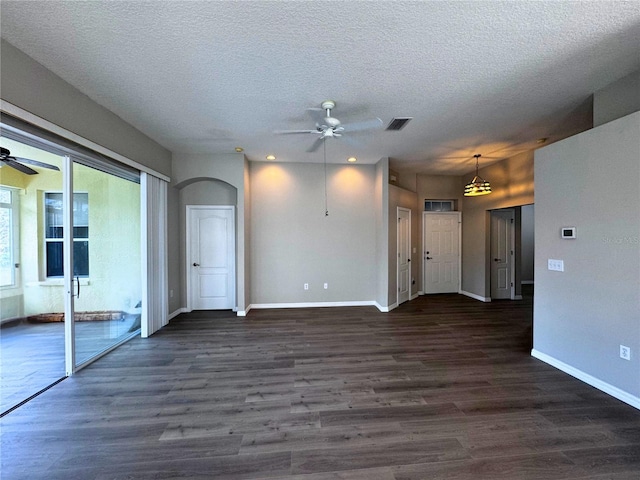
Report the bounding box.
[250,161,376,305]
[533,111,640,406]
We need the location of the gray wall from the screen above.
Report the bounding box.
[171,153,249,313]
[250,161,376,305]
[375,158,389,308]
[521,204,535,283]
[460,151,535,299]
[167,185,181,314]
[0,40,171,177]
[594,70,640,128]
[533,111,640,401]
[388,185,419,305]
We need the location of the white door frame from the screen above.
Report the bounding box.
[185,205,236,311]
[422,211,462,294]
[397,207,412,305]
[490,208,516,300]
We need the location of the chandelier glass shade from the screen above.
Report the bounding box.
[464,154,492,196]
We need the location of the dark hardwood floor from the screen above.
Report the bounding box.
[2,290,640,479]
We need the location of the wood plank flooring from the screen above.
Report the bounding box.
[2,290,640,479]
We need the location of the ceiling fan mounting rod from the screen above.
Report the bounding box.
[321,100,336,117]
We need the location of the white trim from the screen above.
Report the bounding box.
[62,155,75,376]
[250,301,378,310]
[237,305,251,317]
[397,206,411,306]
[531,349,640,411]
[379,301,398,312]
[410,292,419,300]
[0,100,170,182]
[514,295,523,300]
[418,290,424,296]
[522,280,535,285]
[168,307,188,321]
[460,290,492,302]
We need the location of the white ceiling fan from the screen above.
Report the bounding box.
[275,100,383,152]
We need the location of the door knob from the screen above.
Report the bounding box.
[193,263,200,267]
[426,256,433,260]
[494,258,501,262]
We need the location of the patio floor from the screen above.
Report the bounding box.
[0,317,139,414]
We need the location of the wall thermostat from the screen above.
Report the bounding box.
[561,227,576,239]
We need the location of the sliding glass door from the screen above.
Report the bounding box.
[71,160,141,367]
[0,138,65,414]
[1,121,141,414]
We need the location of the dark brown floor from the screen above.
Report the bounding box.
[1,291,640,479]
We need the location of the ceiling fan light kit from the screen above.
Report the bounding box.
[275,100,383,153]
[464,154,492,196]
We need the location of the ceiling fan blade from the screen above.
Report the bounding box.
[340,118,383,133]
[1,158,38,175]
[306,107,326,125]
[274,129,319,135]
[12,156,61,171]
[338,135,363,149]
[306,137,325,153]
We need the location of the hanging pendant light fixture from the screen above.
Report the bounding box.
[464,154,492,196]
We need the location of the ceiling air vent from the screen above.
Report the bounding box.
[386,117,412,131]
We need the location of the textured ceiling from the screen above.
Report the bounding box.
[1,1,639,174]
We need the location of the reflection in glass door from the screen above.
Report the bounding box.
[1,124,142,414]
[71,160,141,367]
[0,138,65,414]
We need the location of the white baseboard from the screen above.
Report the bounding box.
[410,292,419,301]
[531,349,640,411]
[250,300,378,310]
[168,308,188,321]
[418,291,424,296]
[521,280,535,285]
[514,295,523,300]
[376,301,397,312]
[236,305,251,317]
[460,290,491,302]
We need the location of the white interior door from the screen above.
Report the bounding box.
[397,207,411,305]
[423,212,461,294]
[490,209,514,300]
[188,206,235,310]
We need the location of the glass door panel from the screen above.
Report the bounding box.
[72,161,141,366]
[0,138,65,414]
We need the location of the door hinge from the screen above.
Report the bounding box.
[510,218,514,224]
[511,282,514,287]
[510,250,513,255]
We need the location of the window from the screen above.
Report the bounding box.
[424,200,455,212]
[0,187,18,287]
[44,192,89,277]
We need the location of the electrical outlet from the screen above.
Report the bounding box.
[169,289,174,298]
[304,283,309,290]
[620,345,631,361]
[548,259,564,271]
[324,283,328,289]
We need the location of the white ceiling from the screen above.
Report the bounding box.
[1,1,639,175]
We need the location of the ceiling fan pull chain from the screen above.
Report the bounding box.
[324,138,329,217]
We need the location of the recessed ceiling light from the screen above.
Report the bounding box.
[266,154,276,161]
[347,157,357,163]
[235,147,244,153]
